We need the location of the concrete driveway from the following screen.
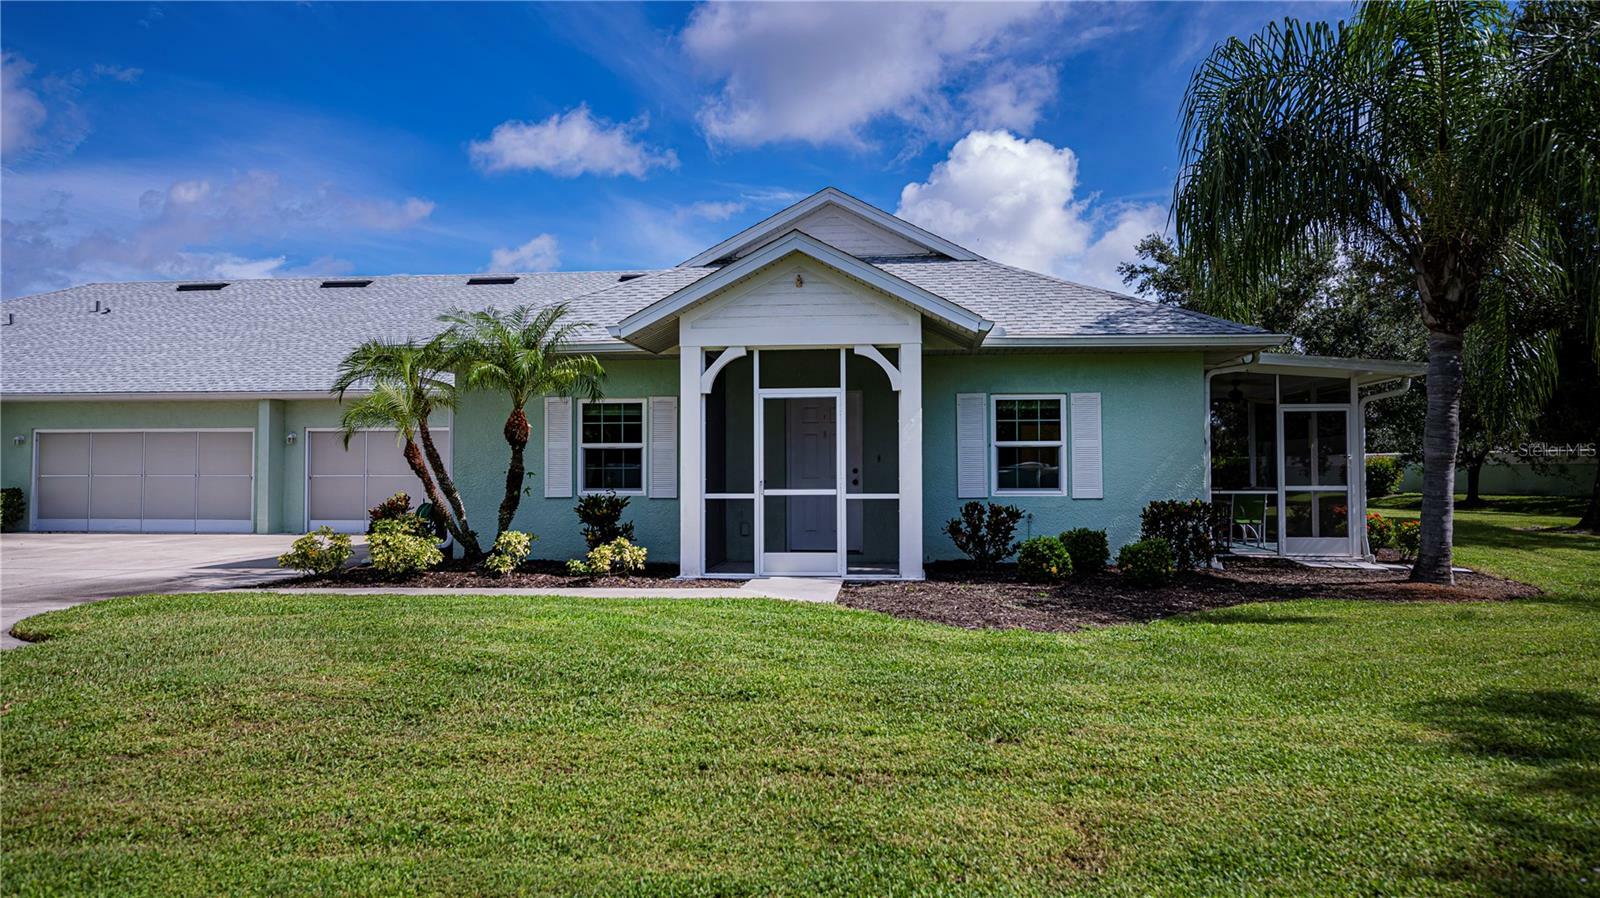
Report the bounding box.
[1,533,347,649]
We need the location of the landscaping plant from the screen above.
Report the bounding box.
[276,527,354,576]
[367,491,413,533]
[1117,537,1175,587]
[943,501,1025,569]
[1365,456,1403,499]
[1139,499,1220,571]
[0,487,24,532]
[483,530,534,576]
[1366,512,1396,551]
[439,303,604,538]
[1394,519,1422,562]
[567,537,647,576]
[1059,527,1110,576]
[368,517,443,576]
[1016,536,1072,583]
[575,490,635,550]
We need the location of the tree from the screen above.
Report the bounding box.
[332,339,483,559]
[440,304,604,538]
[1175,1,1592,583]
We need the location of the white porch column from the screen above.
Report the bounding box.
[898,342,924,579]
[678,349,704,577]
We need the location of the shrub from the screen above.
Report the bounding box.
[277,526,354,575]
[575,491,636,550]
[567,537,647,576]
[1366,512,1396,550]
[367,491,413,533]
[1017,536,1073,582]
[944,501,1025,568]
[483,530,534,576]
[1139,499,1221,571]
[369,519,443,576]
[1059,527,1110,576]
[1117,537,1175,587]
[1366,456,1403,499]
[1394,519,1422,561]
[1,487,24,532]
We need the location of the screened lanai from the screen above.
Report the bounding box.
[1207,354,1422,560]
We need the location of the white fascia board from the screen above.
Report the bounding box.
[0,390,366,402]
[678,187,982,267]
[980,333,1287,350]
[619,230,994,346]
[1250,352,1427,378]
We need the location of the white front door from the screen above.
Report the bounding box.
[759,392,842,575]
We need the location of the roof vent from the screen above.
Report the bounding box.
[176,282,229,292]
[467,276,519,286]
[617,273,645,282]
[320,279,373,289]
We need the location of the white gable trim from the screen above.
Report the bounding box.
[678,187,982,267]
[613,230,993,353]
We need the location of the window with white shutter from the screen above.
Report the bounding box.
[956,393,988,498]
[1070,392,1103,499]
[649,396,677,498]
[543,397,573,498]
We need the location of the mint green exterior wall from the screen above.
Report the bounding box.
[921,351,1208,559]
[2,351,1203,567]
[451,357,682,562]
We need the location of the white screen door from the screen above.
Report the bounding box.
[759,392,842,575]
[1280,408,1353,555]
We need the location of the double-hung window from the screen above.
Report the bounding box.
[992,395,1065,493]
[580,400,645,493]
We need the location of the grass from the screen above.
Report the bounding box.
[3,497,1597,896]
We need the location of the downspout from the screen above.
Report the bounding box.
[1203,353,1259,500]
[1356,377,1415,559]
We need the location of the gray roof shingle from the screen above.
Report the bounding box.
[1,259,1265,395]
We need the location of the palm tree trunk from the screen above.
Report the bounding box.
[498,406,530,536]
[1413,331,1465,584]
[418,417,481,558]
[402,439,468,551]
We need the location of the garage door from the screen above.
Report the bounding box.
[33,430,254,532]
[306,429,451,533]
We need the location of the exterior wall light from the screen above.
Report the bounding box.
[285,432,298,446]
[11,435,24,446]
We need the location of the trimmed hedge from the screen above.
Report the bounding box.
[1117,538,1175,587]
[1059,528,1110,576]
[1017,536,1073,582]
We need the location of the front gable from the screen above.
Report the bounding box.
[679,257,920,349]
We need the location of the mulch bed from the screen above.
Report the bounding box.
[275,560,742,591]
[839,556,1538,633]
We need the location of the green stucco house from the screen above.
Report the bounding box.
[0,188,1421,577]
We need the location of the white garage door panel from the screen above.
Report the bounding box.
[32,430,254,533]
[306,429,450,533]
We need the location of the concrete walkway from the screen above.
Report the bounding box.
[260,576,842,603]
[2,533,327,649]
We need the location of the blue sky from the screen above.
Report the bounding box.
[0,1,1343,299]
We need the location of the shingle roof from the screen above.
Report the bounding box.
[0,258,1267,396]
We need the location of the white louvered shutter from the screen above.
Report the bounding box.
[543,397,573,498]
[649,396,678,498]
[956,393,988,498]
[1070,392,1103,499]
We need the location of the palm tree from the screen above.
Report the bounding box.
[439,304,604,537]
[332,339,483,559]
[1175,1,1594,582]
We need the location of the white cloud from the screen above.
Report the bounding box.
[92,64,143,83]
[897,129,1164,291]
[2,54,49,156]
[1,169,434,296]
[469,105,677,178]
[682,3,1063,147]
[959,64,1057,133]
[488,234,560,272]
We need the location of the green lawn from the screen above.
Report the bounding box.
[3,498,1597,897]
